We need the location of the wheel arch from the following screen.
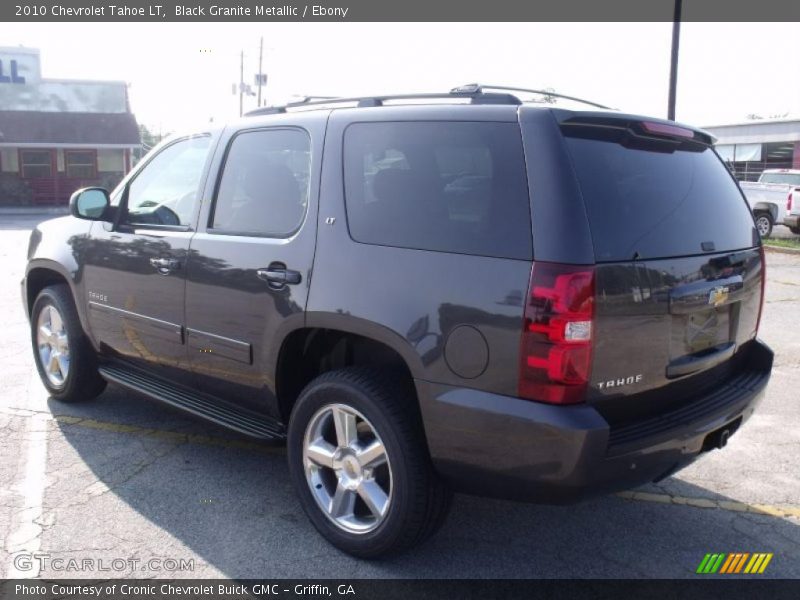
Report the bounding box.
[274,318,423,423]
[26,261,74,315]
[25,261,92,340]
[752,202,778,222]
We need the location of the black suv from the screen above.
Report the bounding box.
[23,85,773,558]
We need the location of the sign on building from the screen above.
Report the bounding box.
[0,47,41,85]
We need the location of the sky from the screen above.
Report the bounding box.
[5,22,799,133]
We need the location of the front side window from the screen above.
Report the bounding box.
[211,128,311,237]
[65,150,96,178]
[20,150,53,178]
[124,136,211,227]
[343,121,532,259]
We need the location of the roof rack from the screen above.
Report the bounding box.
[453,84,612,110]
[246,95,339,116]
[292,95,340,103]
[244,84,609,117]
[245,91,520,117]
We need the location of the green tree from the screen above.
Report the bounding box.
[138,123,169,150]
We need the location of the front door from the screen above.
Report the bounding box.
[84,135,213,383]
[184,124,320,414]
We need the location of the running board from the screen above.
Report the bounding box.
[98,363,286,442]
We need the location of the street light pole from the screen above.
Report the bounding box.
[667,0,682,121]
[239,49,244,117]
[257,37,264,107]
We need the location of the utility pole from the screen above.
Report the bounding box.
[239,49,244,117]
[257,37,264,107]
[667,0,682,121]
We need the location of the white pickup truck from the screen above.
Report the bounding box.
[740,169,800,237]
[782,174,800,236]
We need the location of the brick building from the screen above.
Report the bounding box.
[0,47,141,205]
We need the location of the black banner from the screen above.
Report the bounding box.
[2,0,800,22]
[3,580,800,600]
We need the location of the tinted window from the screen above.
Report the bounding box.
[563,136,757,261]
[126,136,211,227]
[344,122,532,259]
[212,129,311,237]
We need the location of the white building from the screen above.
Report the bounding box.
[703,117,800,181]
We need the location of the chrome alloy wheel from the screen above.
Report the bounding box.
[36,303,70,387]
[303,404,393,534]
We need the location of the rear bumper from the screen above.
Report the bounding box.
[417,339,773,504]
[784,215,800,229]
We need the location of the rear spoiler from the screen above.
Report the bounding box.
[552,109,716,148]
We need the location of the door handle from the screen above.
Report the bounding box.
[150,257,180,274]
[257,265,302,288]
[665,342,736,379]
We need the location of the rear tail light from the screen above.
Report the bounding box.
[519,262,595,405]
[788,191,794,213]
[755,245,766,337]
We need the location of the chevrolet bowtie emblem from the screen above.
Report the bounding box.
[708,286,730,307]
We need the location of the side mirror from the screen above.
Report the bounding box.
[70,187,111,221]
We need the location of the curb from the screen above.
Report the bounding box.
[764,244,800,256]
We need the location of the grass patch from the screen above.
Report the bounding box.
[763,237,800,250]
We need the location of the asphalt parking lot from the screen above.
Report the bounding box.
[1,213,798,579]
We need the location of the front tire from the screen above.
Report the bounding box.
[287,368,452,558]
[754,212,773,238]
[30,284,106,403]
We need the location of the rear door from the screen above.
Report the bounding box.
[552,114,763,423]
[308,107,534,398]
[184,116,324,414]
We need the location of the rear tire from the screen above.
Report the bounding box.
[754,212,773,238]
[287,367,452,558]
[790,226,800,236]
[30,284,106,403]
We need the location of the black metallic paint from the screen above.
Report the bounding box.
[77,131,222,386]
[519,106,595,265]
[183,114,328,414]
[418,339,772,503]
[589,249,763,425]
[22,104,774,505]
[24,216,94,333]
[307,106,532,398]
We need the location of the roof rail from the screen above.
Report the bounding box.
[454,84,612,110]
[244,84,609,117]
[245,95,340,116]
[245,89,522,117]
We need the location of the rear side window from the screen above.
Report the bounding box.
[212,128,310,237]
[563,135,757,262]
[343,121,532,259]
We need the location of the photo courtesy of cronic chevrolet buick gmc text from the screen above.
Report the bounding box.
[22,85,773,558]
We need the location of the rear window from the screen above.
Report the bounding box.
[759,172,800,186]
[343,121,532,259]
[563,135,757,262]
